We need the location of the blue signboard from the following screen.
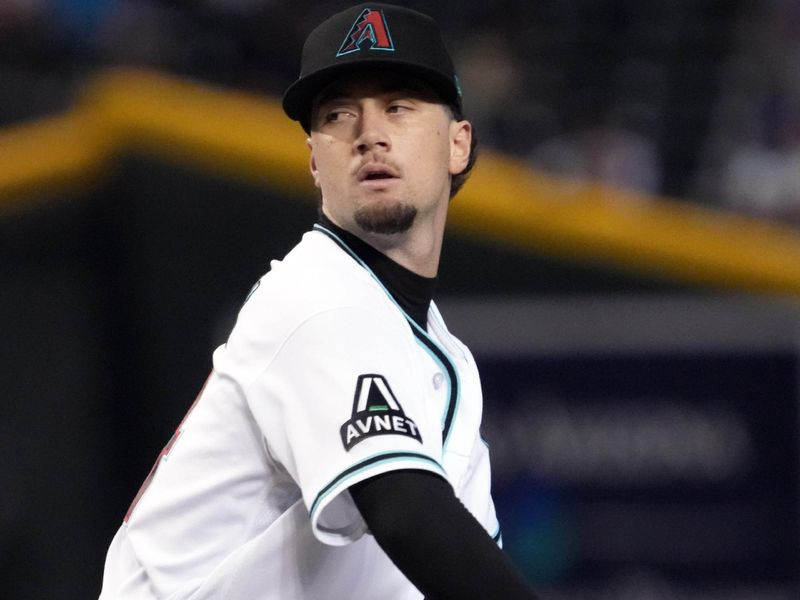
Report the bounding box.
[442,297,800,597]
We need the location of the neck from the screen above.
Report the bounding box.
[360,228,442,278]
[322,203,448,278]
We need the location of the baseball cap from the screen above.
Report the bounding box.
[282,3,462,132]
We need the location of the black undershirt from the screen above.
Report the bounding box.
[316,214,539,599]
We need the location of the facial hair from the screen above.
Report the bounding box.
[354,202,417,235]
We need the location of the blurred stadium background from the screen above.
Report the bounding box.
[1,0,799,598]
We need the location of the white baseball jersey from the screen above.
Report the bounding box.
[99,222,500,599]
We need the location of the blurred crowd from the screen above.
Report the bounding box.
[1,0,799,226]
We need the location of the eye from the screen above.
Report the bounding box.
[387,103,412,114]
[325,110,344,123]
[322,108,355,124]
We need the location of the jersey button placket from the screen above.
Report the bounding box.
[432,372,444,390]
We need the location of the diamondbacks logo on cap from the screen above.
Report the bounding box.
[337,8,395,57]
[340,374,421,451]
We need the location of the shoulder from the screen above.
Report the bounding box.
[215,231,406,381]
[252,230,392,318]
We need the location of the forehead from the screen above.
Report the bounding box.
[313,70,443,106]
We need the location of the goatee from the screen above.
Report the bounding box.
[354,202,417,235]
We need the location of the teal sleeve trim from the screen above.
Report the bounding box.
[309,450,446,520]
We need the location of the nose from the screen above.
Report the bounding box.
[354,105,390,154]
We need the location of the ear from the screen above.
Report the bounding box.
[448,120,472,176]
[307,138,321,189]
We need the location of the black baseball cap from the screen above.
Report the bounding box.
[282,3,462,132]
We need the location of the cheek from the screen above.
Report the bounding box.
[314,143,347,186]
[410,122,446,153]
[422,128,453,171]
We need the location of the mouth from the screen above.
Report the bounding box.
[357,164,399,184]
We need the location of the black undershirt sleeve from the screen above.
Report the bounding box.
[349,469,539,600]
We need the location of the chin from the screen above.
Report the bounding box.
[354,202,417,235]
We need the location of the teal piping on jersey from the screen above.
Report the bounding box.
[313,224,461,450]
[411,328,460,452]
[491,525,502,545]
[309,450,446,522]
[413,336,454,438]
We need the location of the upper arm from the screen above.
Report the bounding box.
[244,307,446,545]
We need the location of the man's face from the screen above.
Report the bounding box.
[307,71,471,237]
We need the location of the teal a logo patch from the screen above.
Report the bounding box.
[337,8,395,57]
[340,374,421,451]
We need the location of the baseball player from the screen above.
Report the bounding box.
[99,4,538,599]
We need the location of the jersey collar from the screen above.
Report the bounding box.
[316,212,437,330]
